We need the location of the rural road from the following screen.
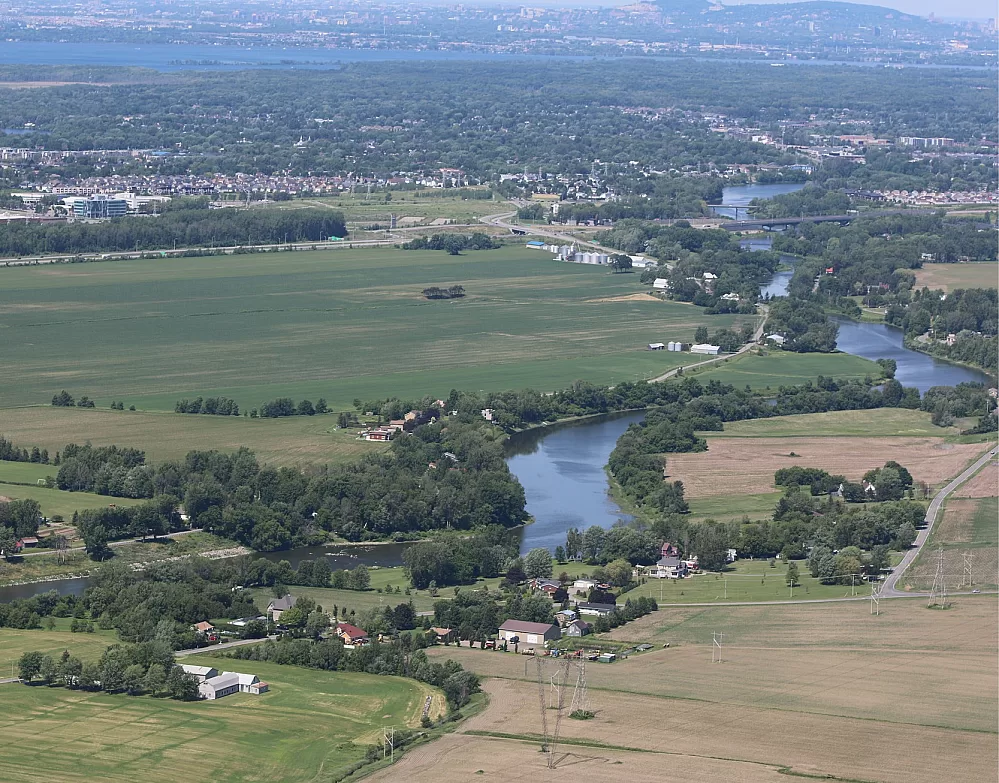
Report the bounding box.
[18,527,205,558]
[879,444,997,597]
[174,635,278,658]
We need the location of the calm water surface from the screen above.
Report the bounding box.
[712,183,805,219]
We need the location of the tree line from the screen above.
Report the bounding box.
[0,204,347,257]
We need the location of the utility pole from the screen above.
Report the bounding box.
[870,580,881,616]
[961,551,974,588]
[928,547,948,608]
[712,632,724,663]
[382,727,395,763]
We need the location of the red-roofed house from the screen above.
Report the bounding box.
[335,622,370,646]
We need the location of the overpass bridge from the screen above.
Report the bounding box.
[720,208,935,232]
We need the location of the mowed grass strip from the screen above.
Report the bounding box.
[0,247,746,411]
[0,408,387,466]
[0,620,117,673]
[0,658,436,783]
[0,476,143,520]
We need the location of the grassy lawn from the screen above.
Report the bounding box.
[689,349,881,389]
[913,261,998,293]
[0,409,387,467]
[0,478,143,520]
[0,657,438,783]
[714,408,958,439]
[0,460,56,484]
[283,190,506,223]
[625,557,876,604]
[685,491,784,522]
[0,620,117,674]
[0,246,748,412]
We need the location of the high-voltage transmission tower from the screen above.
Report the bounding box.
[928,547,949,608]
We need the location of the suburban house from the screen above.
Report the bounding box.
[564,620,591,637]
[430,627,457,644]
[555,609,578,626]
[267,594,296,622]
[335,622,370,646]
[571,578,597,596]
[180,665,218,682]
[192,621,215,634]
[577,602,617,617]
[498,619,561,646]
[649,556,689,579]
[661,542,679,558]
[531,578,562,597]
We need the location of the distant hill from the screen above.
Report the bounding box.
[656,0,925,23]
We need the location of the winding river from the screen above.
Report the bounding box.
[2,184,991,600]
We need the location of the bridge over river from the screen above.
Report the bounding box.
[719,208,935,231]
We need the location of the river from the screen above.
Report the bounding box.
[711,183,805,220]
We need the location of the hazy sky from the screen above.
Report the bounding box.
[719,0,995,20]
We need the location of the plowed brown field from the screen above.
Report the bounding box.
[665,437,984,497]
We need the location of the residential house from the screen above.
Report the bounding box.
[267,594,296,623]
[571,578,597,596]
[577,602,618,617]
[726,548,738,564]
[555,609,578,626]
[430,627,457,644]
[652,278,669,290]
[497,619,561,646]
[362,428,393,442]
[335,622,370,646]
[192,621,215,635]
[649,556,688,579]
[660,542,679,559]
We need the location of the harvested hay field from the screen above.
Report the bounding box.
[913,262,998,293]
[954,460,998,498]
[420,597,997,783]
[365,733,794,783]
[666,436,985,497]
[904,544,998,591]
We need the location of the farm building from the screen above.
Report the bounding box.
[667,341,684,352]
[267,594,296,622]
[690,343,721,355]
[565,620,591,637]
[361,428,393,442]
[498,619,561,646]
[526,240,546,249]
[648,342,665,350]
[180,665,218,683]
[196,670,269,700]
[765,334,786,346]
[652,278,669,290]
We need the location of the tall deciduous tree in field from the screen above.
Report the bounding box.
[18,651,44,682]
[524,548,553,579]
[786,561,800,587]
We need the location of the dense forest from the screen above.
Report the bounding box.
[0,202,346,256]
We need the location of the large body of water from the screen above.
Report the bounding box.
[0,42,990,72]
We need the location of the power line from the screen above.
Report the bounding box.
[928,547,949,609]
[961,551,974,588]
[712,631,725,663]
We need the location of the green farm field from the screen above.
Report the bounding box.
[0,247,745,412]
[0,408,387,466]
[0,657,440,783]
[0,472,143,519]
[689,349,881,389]
[715,408,959,438]
[283,191,505,224]
[913,261,998,293]
[0,620,117,674]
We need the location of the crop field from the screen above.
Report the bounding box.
[410,597,997,783]
[665,437,986,498]
[0,407,386,467]
[279,191,505,224]
[689,349,881,389]
[913,262,998,292]
[0,247,741,413]
[714,408,958,439]
[0,656,439,783]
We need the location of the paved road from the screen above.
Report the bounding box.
[174,635,276,658]
[880,445,998,597]
[479,211,622,255]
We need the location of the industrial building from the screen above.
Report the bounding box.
[67,194,128,219]
[690,343,721,355]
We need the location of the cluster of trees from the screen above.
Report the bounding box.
[51,390,95,408]
[763,298,839,352]
[225,635,480,710]
[775,461,915,502]
[748,186,852,218]
[402,233,499,254]
[174,396,240,416]
[45,416,526,553]
[255,397,328,418]
[0,589,83,630]
[921,383,993,427]
[17,645,199,701]
[422,285,466,300]
[0,498,43,554]
[0,204,347,257]
[0,435,49,464]
[401,529,520,590]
